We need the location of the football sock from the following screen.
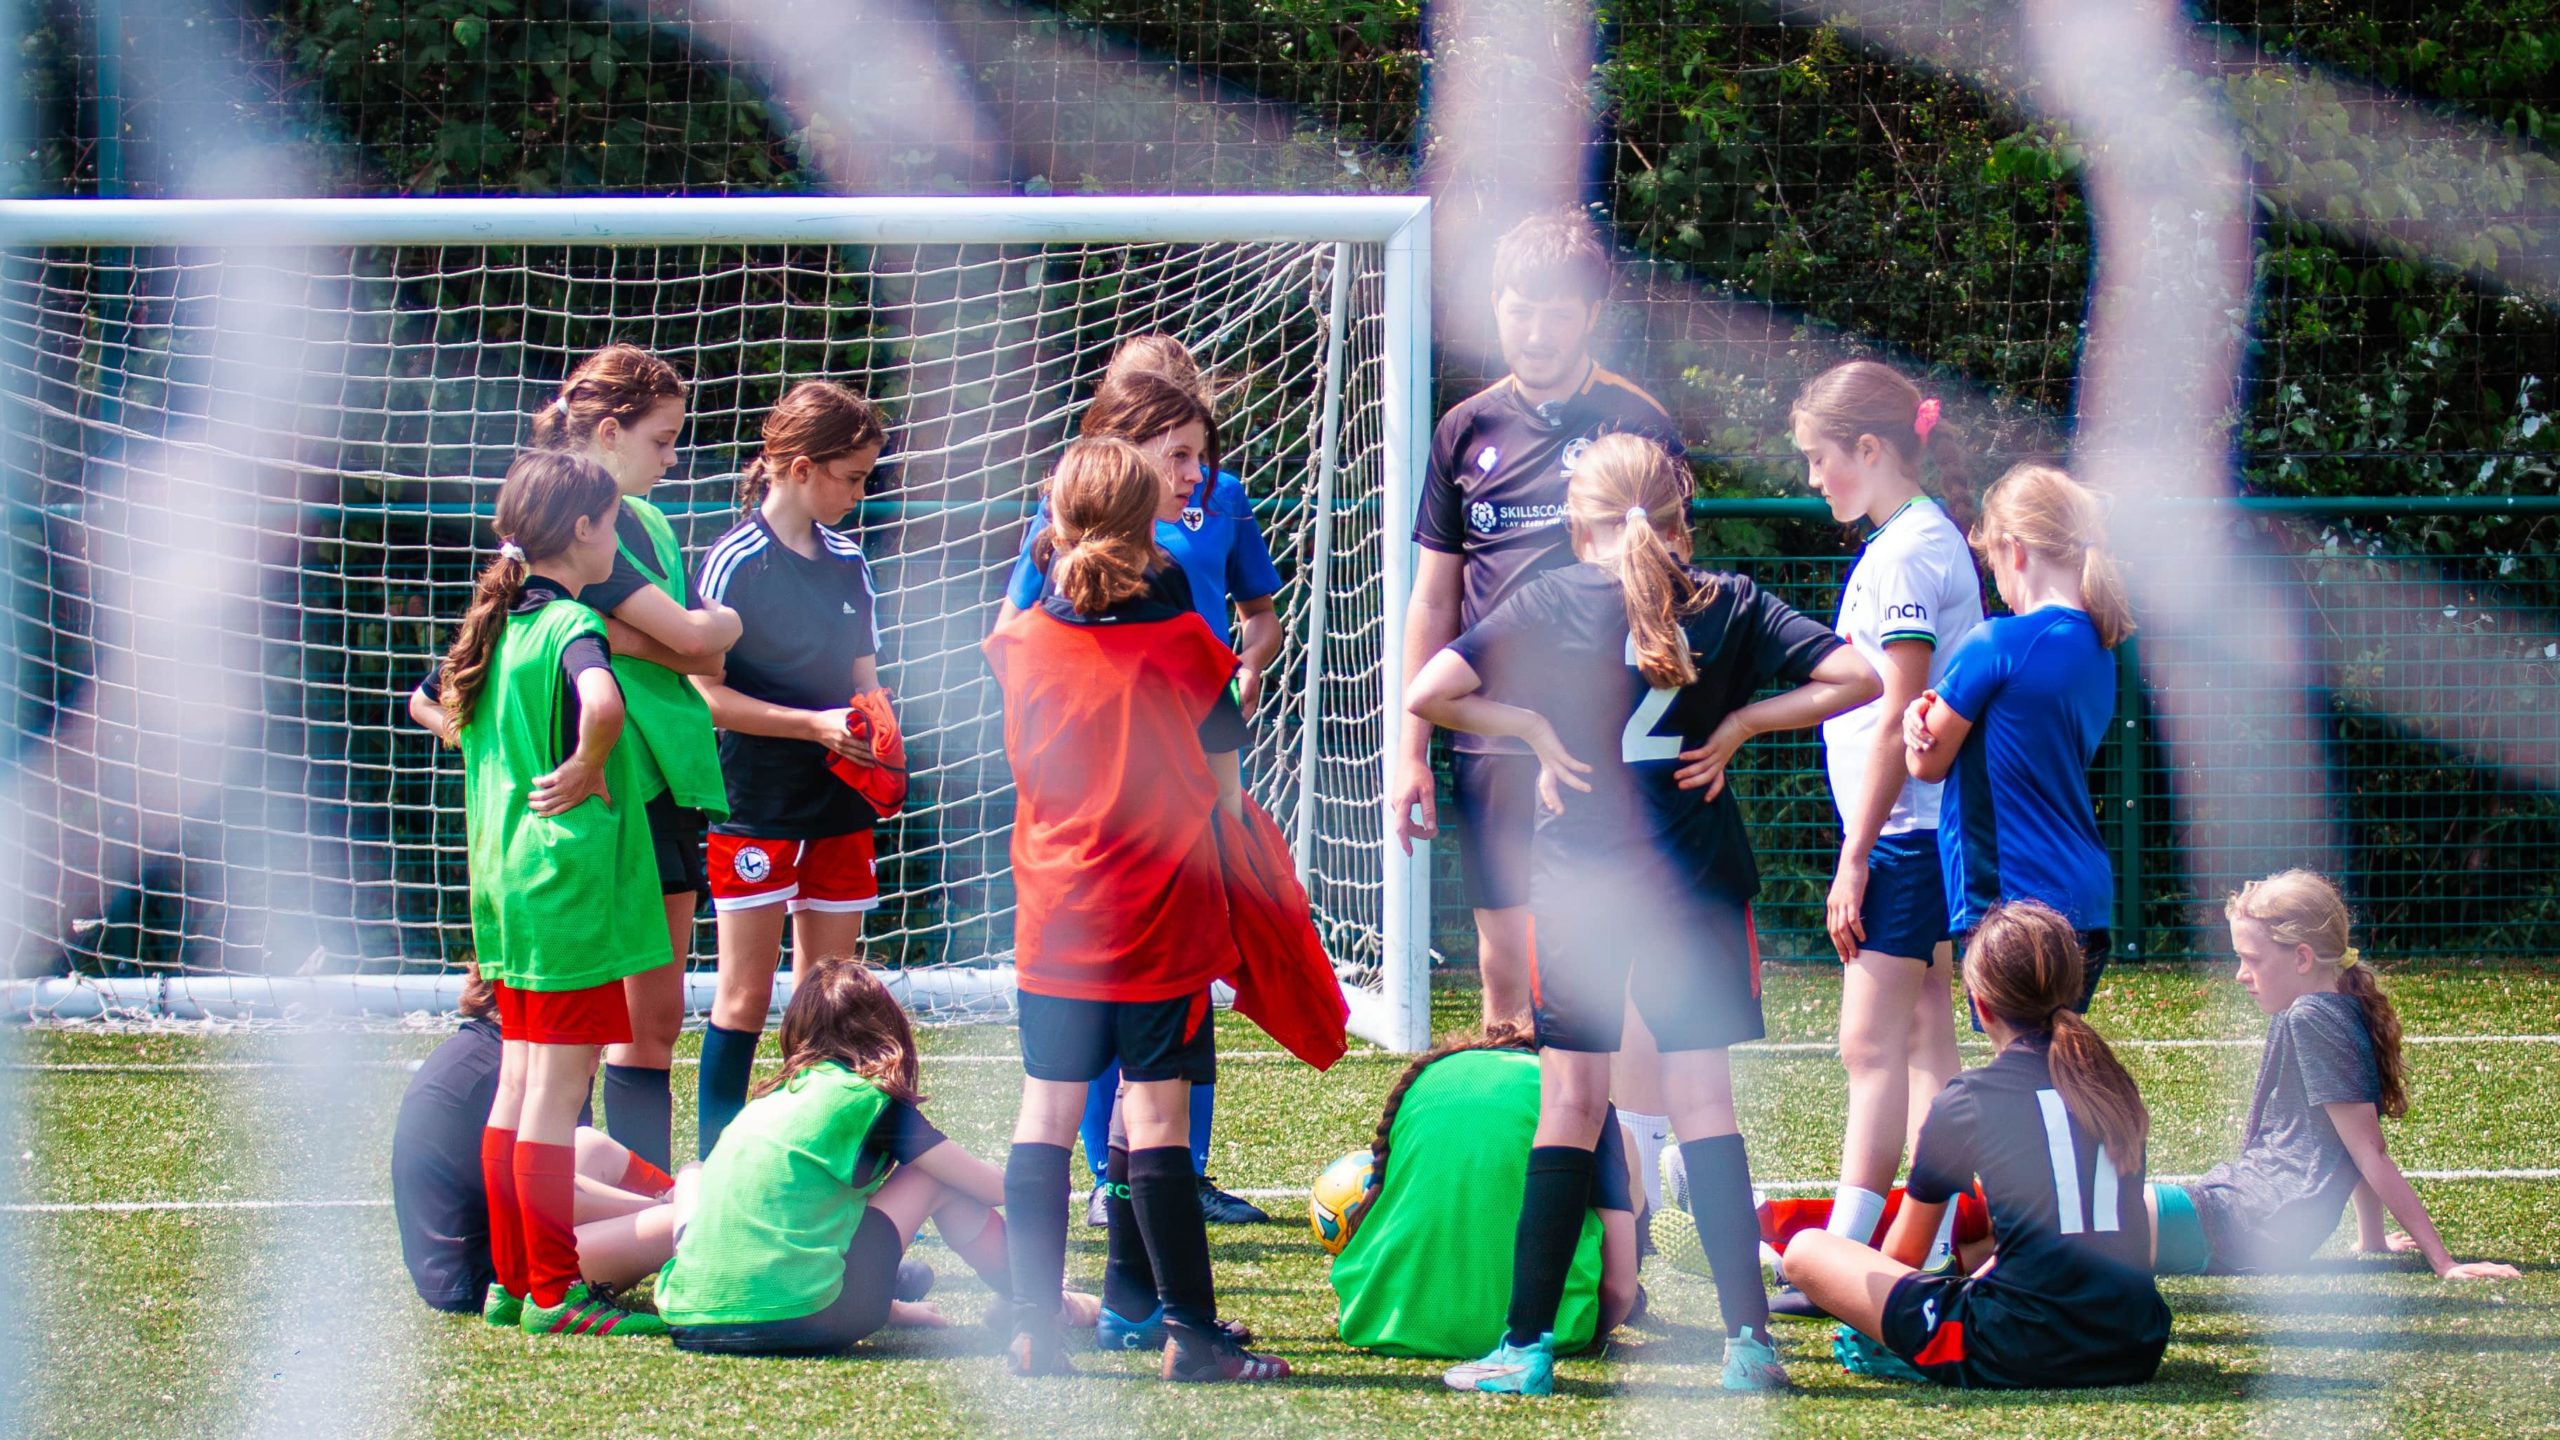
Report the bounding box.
[480,1126,527,1297]
[695,1022,759,1159]
[1078,1066,1119,1183]
[1128,1145,1217,1332]
[1003,1142,1072,1330]
[1619,1111,1672,1214]
[1826,1184,1888,1246]
[1683,1135,1771,1338]
[1188,1084,1216,1174]
[514,1139,581,1309]
[618,1150,675,1199]
[1101,1144,1158,1318]
[600,1063,674,1175]
[1926,1202,1959,1270]
[1504,1145,1596,1347]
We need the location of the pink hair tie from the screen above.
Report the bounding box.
[1913,397,1942,443]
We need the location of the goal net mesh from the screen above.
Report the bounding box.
[0,235,1398,1026]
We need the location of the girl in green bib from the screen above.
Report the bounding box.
[1330,1025,1642,1359]
[439,450,675,1339]
[658,955,1099,1355]
[530,345,742,1173]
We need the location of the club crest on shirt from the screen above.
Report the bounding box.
[1469,500,1497,533]
[1560,436,1593,474]
[732,845,772,884]
[1181,505,1205,532]
[1475,446,1500,474]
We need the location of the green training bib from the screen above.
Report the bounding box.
[458,596,673,992]
[1329,1048,1605,1357]
[608,493,729,819]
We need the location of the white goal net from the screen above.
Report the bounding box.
[0,197,1434,1049]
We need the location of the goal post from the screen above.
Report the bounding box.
[0,195,1437,1052]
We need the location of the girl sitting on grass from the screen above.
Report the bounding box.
[2150,869,2521,1281]
[655,955,1099,1356]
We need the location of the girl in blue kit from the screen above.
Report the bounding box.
[1904,465,2132,1011]
[998,336,1284,1233]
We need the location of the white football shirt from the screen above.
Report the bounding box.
[1821,497,1984,837]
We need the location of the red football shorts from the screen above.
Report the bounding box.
[707,831,880,915]
[494,978,632,1047]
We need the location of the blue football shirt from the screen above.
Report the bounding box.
[1933,606,2114,932]
[1005,468,1282,646]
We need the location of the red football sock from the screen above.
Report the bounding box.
[619,1152,675,1199]
[481,1127,527,1298]
[1765,1185,1994,1255]
[514,1140,581,1309]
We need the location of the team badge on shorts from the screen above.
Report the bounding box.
[732,845,772,884]
[1470,499,1497,532]
[1181,505,1205,531]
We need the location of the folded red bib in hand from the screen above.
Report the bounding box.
[827,690,908,818]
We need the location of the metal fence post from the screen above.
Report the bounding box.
[2114,635,2144,964]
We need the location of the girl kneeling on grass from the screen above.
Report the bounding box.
[444,450,674,1338]
[1787,900,2170,1390]
[2150,869,2520,1281]
[1329,1024,1643,1358]
[656,956,1097,1355]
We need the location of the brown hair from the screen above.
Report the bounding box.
[737,380,888,511]
[438,450,620,732]
[1964,900,2150,1176]
[1369,1021,1535,1191]
[1789,359,1974,495]
[456,961,496,1022]
[529,343,686,453]
[1565,432,1706,687]
[1104,333,1216,410]
[1080,369,1222,481]
[1492,210,1611,305]
[754,954,921,1104]
[1036,437,1164,615]
[2227,869,2407,1118]
[1973,464,2137,649]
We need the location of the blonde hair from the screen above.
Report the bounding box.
[2227,869,2406,1117]
[1103,333,1218,411]
[1038,437,1163,616]
[1973,464,2136,649]
[1564,433,1704,688]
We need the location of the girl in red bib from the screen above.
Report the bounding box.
[983,437,1286,1384]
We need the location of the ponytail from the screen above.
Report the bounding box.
[1560,431,1707,687]
[438,451,620,733]
[2228,869,2406,1118]
[1043,437,1162,616]
[532,343,685,453]
[1369,1021,1535,1193]
[1974,463,2137,649]
[1964,899,2149,1178]
[1791,359,1974,500]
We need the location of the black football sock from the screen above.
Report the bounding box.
[1682,1134,1772,1337]
[1503,1145,1596,1347]
[1003,1142,1072,1332]
[695,1022,759,1159]
[600,1063,673,1174]
[1101,1144,1159,1319]
[1127,1145,1217,1334]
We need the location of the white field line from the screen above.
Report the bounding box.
[14,1167,2560,1214]
[9,1032,2560,1072]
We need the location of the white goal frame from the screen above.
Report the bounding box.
[0,195,1437,1052]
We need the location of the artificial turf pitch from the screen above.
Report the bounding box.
[6,962,2557,1438]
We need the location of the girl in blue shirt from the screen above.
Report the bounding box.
[1904,465,2133,1011]
[996,341,1286,1244]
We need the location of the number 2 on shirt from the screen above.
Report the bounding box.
[1621,634,1681,762]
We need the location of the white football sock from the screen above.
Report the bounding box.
[1826,1184,1888,1247]
[1926,1202,1959,1270]
[1619,1110,1671,1214]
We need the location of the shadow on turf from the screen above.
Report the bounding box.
[1802,1357,2375,1405]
